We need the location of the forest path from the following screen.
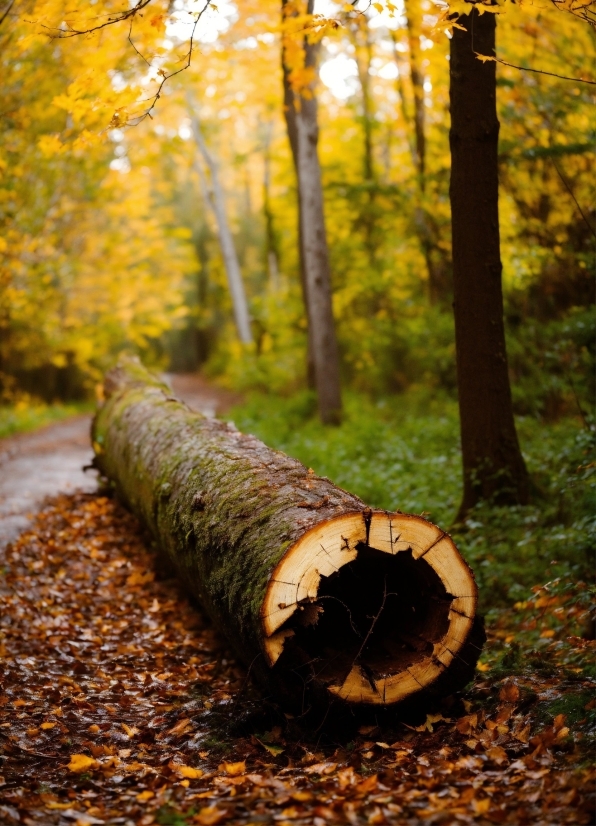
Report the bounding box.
[0,374,239,548]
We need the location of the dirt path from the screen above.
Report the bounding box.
[0,375,239,549]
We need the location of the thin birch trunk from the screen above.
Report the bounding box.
[188,105,253,345]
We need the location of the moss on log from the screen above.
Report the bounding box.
[92,357,484,713]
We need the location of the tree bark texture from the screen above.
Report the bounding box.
[188,106,253,345]
[281,0,342,424]
[449,9,530,517]
[93,358,484,713]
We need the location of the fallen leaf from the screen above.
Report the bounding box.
[304,761,337,775]
[473,797,491,814]
[220,760,245,776]
[194,806,228,825]
[487,746,509,765]
[168,717,191,736]
[355,774,378,794]
[67,754,98,773]
[170,760,203,779]
[40,722,56,730]
[136,790,154,802]
[499,681,520,703]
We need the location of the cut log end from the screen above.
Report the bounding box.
[262,510,478,706]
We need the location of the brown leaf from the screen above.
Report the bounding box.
[355,774,378,794]
[486,746,509,765]
[499,681,520,703]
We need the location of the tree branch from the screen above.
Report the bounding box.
[551,158,596,240]
[475,52,596,85]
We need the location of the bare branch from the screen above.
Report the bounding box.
[551,158,596,240]
[475,52,596,86]
[127,0,213,126]
[127,16,152,68]
[41,0,155,38]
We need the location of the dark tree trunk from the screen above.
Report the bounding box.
[449,8,530,518]
[281,0,341,423]
[93,358,483,712]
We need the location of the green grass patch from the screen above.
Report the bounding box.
[0,402,92,440]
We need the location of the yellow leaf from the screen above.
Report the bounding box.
[172,763,203,779]
[220,760,245,776]
[473,798,491,814]
[67,754,98,773]
[40,722,56,730]
[195,807,228,826]
[121,723,139,737]
[46,802,73,810]
[136,790,154,801]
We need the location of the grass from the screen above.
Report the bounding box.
[0,402,92,440]
[229,389,595,613]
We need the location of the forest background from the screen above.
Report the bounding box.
[0,0,594,633]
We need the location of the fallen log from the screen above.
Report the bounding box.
[92,358,484,712]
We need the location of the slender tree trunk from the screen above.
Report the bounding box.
[188,108,253,345]
[393,0,451,305]
[281,41,316,389]
[351,16,378,265]
[262,121,281,292]
[281,0,342,423]
[449,8,530,518]
[93,357,483,712]
[404,0,426,187]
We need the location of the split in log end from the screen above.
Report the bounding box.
[261,511,478,706]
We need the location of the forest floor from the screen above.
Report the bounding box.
[0,377,594,826]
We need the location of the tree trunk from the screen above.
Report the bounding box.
[351,15,378,266]
[262,122,281,292]
[404,0,426,187]
[188,107,253,345]
[391,0,451,306]
[93,357,484,713]
[281,0,342,424]
[449,9,530,518]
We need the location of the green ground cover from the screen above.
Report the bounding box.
[0,402,92,440]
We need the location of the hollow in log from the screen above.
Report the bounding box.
[92,358,484,712]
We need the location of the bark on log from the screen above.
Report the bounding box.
[92,358,484,713]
